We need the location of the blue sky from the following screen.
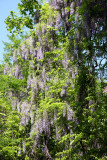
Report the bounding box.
[0,0,21,63]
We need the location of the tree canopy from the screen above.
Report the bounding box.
[0,0,107,159]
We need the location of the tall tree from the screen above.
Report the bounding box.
[1,0,107,159]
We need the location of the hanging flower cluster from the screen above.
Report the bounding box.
[21,101,31,125]
[4,63,10,75]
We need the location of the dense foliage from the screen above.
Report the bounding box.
[0,0,107,159]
